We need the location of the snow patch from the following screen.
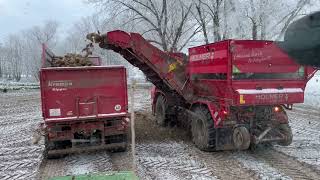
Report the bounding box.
[304,73,320,108]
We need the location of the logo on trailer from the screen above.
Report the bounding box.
[114,104,121,111]
[190,52,214,61]
[48,80,73,87]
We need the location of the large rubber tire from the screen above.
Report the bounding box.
[155,95,168,127]
[191,106,216,151]
[112,134,128,153]
[44,136,67,159]
[232,126,251,150]
[277,124,293,146]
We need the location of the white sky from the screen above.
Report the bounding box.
[0,0,96,41]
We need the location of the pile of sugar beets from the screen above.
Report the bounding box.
[53,53,93,67]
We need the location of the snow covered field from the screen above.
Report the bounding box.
[0,85,320,180]
[0,81,39,91]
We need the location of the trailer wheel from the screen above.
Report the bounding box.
[155,95,168,127]
[44,136,66,159]
[277,124,293,146]
[191,106,216,151]
[233,126,250,150]
[112,135,128,152]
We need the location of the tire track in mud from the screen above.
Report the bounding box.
[38,151,113,179]
[249,148,320,180]
[0,112,41,127]
[65,152,112,174]
[0,91,43,180]
[0,146,43,162]
[136,142,214,179]
[138,156,215,179]
[136,142,255,180]
[0,146,43,180]
[0,130,33,148]
[274,110,320,171]
[0,146,42,156]
[191,150,257,180]
[0,169,38,180]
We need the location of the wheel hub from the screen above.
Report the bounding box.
[233,126,251,150]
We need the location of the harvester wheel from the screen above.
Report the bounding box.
[277,124,293,146]
[155,95,168,127]
[191,106,216,151]
[232,126,250,150]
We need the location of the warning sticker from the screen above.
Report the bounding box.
[49,108,61,117]
[114,104,122,111]
[240,95,246,104]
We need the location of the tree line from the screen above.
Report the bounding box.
[0,0,318,82]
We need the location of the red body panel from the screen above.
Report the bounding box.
[188,40,315,106]
[40,66,128,123]
[97,30,317,127]
[232,40,300,73]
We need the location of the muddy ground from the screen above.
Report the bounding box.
[0,87,320,180]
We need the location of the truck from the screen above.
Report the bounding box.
[87,30,317,151]
[40,45,129,158]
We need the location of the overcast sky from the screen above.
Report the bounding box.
[0,0,96,41]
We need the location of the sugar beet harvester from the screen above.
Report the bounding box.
[39,45,129,158]
[87,31,317,151]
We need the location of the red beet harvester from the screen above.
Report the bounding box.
[87,31,317,151]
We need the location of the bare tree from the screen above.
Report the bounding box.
[240,0,311,40]
[3,35,24,81]
[23,20,59,81]
[26,20,59,47]
[88,0,201,52]
[191,0,235,43]
[275,0,311,39]
[193,0,209,44]
[202,0,224,41]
